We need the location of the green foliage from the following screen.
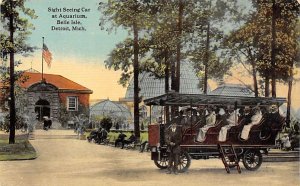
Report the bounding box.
[58,103,89,127]
[100,116,113,132]
[226,0,299,92]
[188,0,240,84]
[0,0,37,57]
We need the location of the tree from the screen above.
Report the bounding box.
[99,0,156,139]
[100,116,113,132]
[188,0,238,93]
[1,0,36,144]
[226,0,299,101]
[252,1,299,98]
[225,21,261,97]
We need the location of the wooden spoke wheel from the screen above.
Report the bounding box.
[154,155,169,169]
[178,151,191,173]
[242,149,262,171]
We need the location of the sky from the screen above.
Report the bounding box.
[15,0,129,101]
[2,0,300,110]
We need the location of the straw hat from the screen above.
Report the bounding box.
[270,104,278,112]
[244,106,251,112]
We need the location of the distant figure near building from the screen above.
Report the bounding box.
[43,116,51,130]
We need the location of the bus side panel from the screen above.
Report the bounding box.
[148,124,160,146]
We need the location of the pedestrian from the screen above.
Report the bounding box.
[43,116,49,130]
[281,133,291,151]
[122,131,136,149]
[114,131,127,148]
[165,123,183,175]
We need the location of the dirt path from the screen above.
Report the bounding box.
[0,138,299,186]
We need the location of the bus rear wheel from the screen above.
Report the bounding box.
[242,149,262,171]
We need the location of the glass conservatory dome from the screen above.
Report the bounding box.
[208,84,254,97]
[125,60,204,100]
[90,99,132,124]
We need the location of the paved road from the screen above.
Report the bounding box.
[0,138,299,186]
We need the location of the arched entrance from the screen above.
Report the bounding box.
[35,99,50,121]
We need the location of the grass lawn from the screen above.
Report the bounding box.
[107,131,148,142]
[0,137,37,161]
[86,130,149,143]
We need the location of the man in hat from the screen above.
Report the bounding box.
[165,122,183,174]
[268,105,281,123]
[240,106,252,123]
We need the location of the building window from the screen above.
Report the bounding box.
[67,96,78,111]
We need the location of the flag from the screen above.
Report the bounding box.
[42,44,52,68]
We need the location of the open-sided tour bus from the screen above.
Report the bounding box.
[144,92,286,173]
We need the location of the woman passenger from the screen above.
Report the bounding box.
[196,106,216,142]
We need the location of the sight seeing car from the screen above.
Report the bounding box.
[144,92,286,173]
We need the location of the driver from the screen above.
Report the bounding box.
[165,122,183,175]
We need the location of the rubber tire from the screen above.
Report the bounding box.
[242,149,262,171]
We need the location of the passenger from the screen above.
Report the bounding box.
[171,110,185,125]
[261,105,279,138]
[215,107,226,122]
[239,106,252,124]
[241,106,263,140]
[196,106,216,142]
[179,110,187,125]
[218,106,239,142]
[268,105,281,123]
[190,109,199,124]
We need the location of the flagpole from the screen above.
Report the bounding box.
[42,37,44,81]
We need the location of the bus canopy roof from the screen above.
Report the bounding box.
[143,93,286,107]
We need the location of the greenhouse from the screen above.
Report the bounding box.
[124,60,204,100]
[90,99,132,129]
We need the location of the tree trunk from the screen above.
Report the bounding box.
[204,1,211,95]
[133,21,140,139]
[175,0,183,93]
[204,18,210,94]
[252,65,258,97]
[9,0,16,144]
[286,65,294,128]
[265,74,270,97]
[164,49,170,124]
[270,0,277,98]
[249,51,258,97]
